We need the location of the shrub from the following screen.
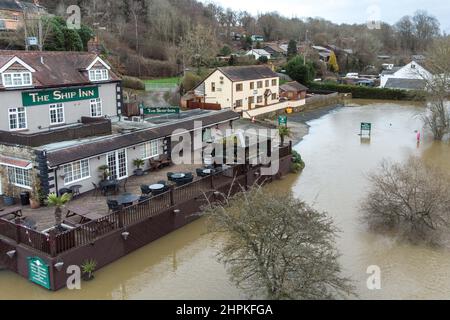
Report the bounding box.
[122,75,145,90]
[307,82,426,101]
[291,150,305,173]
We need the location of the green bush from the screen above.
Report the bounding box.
[307,82,426,101]
[291,150,305,173]
[122,76,145,90]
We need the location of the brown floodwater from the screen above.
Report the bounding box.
[1,100,450,300]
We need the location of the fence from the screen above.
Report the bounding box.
[0,147,291,257]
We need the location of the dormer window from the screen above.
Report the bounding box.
[2,72,32,87]
[89,69,109,82]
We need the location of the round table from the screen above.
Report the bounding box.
[149,184,165,191]
[110,193,140,206]
[171,173,186,180]
[202,169,212,175]
[69,185,82,197]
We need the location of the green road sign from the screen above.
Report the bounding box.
[143,106,180,115]
[22,86,99,107]
[361,122,372,131]
[278,115,287,126]
[27,256,50,289]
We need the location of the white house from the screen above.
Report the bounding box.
[246,49,271,60]
[380,61,432,90]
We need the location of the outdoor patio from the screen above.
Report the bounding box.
[0,162,208,232]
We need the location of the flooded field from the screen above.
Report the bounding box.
[2,100,450,300]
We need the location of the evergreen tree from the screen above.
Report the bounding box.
[285,55,316,84]
[328,51,340,73]
[287,39,297,58]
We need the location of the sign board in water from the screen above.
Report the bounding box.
[27,257,51,290]
[361,122,372,135]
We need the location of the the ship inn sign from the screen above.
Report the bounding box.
[22,86,99,107]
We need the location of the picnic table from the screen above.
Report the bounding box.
[0,206,23,220]
[66,204,104,224]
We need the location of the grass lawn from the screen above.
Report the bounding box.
[143,77,181,84]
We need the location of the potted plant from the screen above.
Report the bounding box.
[133,158,145,176]
[2,184,15,206]
[98,165,111,181]
[46,193,72,234]
[81,259,97,281]
[278,125,291,146]
[30,176,43,209]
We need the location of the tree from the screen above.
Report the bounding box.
[180,24,218,73]
[219,45,232,56]
[412,10,440,51]
[328,51,339,73]
[285,55,316,84]
[205,187,354,299]
[258,56,268,64]
[63,28,83,51]
[287,39,297,58]
[47,193,72,229]
[422,38,450,140]
[241,35,253,50]
[361,157,450,244]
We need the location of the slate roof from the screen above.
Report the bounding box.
[217,65,278,82]
[381,67,401,75]
[46,110,240,167]
[280,81,308,92]
[385,78,426,90]
[0,50,120,90]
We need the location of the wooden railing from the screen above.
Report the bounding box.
[0,150,293,256]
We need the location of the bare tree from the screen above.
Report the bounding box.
[361,157,450,244]
[422,38,450,140]
[204,186,354,300]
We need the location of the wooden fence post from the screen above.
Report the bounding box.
[169,186,175,206]
[15,220,21,244]
[49,232,57,257]
[118,211,124,228]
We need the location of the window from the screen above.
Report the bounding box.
[89,69,109,81]
[49,103,65,125]
[2,72,32,87]
[142,140,159,159]
[8,107,26,131]
[235,99,243,108]
[250,82,254,90]
[62,160,90,185]
[257,81,263,89]
[211,82,216,92]
[265,80,270,87]
[257,96,263,103]
[272,93,277,100]
[7,166,31,189]
[236,83,243,92]
[90,98,102,117]
[272,79,277,86]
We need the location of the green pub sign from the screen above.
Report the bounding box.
[27,256,51,290]
[143,106,180,115]
[22,86,99,107]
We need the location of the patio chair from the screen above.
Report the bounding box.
[91,182,101,198]
[118,178,128,193]
[175,176,194,187]
[140,185,152,195]
[138,195,151,203]
[167,172,174,181]
[157,180,167,186]
[184,173,194,179]
[107,200,122,213]
[196,168,206,177]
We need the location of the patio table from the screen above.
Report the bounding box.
[66,204,104,224]
[109,193,140,207]
[149,184,165,191]
[170,173,186,180]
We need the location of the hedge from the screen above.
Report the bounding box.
[307,82,426,101]
[122,75,146,91]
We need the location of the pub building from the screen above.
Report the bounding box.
[0,50,239,200]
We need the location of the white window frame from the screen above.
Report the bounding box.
[8,107,27,131]
[90,98,102,117]
[2,72,32,87]
[89,69,109,82]
[49,103,65,125]
[7,166,32,189]
[62,159,90,185]
[107,149,128,180]
[142,140,159,160]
